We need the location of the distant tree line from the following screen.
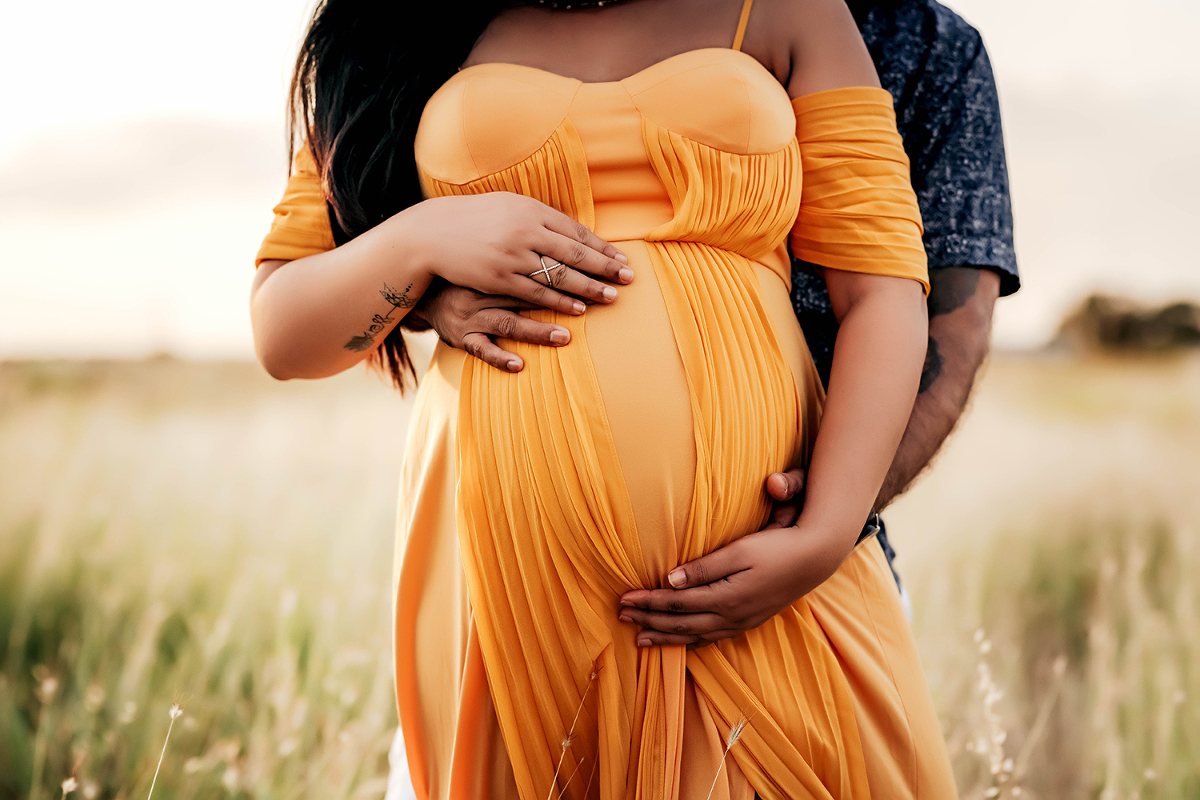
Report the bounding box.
[1055,294,1200,352]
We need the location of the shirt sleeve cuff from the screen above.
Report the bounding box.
[924,234,1020,296]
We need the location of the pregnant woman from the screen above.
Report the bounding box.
[251,0,956,797]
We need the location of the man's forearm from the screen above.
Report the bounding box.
[874,267,1001,512]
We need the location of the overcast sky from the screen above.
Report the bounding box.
[1,0,1197,357]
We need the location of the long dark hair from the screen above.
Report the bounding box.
[288,1,506,389]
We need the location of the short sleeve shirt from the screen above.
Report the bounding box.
[793,0,1020,385]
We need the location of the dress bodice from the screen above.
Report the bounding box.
[413,48,803,275]
[257,51,926,292]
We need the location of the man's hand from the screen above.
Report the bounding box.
[760,468,806,529]
[413,280,573,373]
[618,469,812,648]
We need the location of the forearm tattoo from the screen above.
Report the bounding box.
[917,268,979,393]
[918,335,942,394]
[343,282,415,352]
[927,268,980,319]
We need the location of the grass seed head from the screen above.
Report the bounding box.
[726,716,748,750]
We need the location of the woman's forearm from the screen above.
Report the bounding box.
[250,192,632,381]
[796,274,928,565]
[251,212,434,380]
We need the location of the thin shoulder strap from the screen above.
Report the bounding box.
[732,0,755,52]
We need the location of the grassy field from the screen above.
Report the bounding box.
[1,349,1198,799]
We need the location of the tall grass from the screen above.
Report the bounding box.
[1,353,1198,798]
[903,353,1200,799]
[922,512,1200,799]
[0,360,410,800]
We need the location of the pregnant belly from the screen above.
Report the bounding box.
[455,238,818,594]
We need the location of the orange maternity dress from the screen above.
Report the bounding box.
[257,3,957,798]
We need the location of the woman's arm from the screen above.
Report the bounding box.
[251,215,431,381]
[617,272,925,646]
[251,193,632,380]
[793,269,927,559]
[616,0,927,644]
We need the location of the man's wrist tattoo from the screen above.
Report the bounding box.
[918,336,942,394]
[344,282,415,352]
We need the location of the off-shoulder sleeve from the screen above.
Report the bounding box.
[790,87,929,293]
[254,144,336,266]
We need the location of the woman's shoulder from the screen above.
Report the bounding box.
[739,0,881,98]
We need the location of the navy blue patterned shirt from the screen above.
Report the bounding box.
[793,0,1020,385]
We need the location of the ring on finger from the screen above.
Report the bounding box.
[531,254,567,288]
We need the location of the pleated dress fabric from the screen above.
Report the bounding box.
[257,47,956,800]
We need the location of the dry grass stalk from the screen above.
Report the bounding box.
[558,755,588,796]
[558,752,600,800]
[967,629,1016,798]
[584,755,599,797]
[29,670,60,800]
[705,715,749,800]
[1012,656,1068,781]
[545,667,599,800]
[60,752,85,800]
[145,704,183,800]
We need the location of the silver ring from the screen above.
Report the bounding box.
[531,255,566,287]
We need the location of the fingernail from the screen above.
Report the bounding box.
[618,268,635,283]
[549,328,570,345]
[615,252,629,263]
[506,359,522,372]
[619,598,633,607]
[667,569,686,588]
[572,301,586,314]
[619,613,632,623]
[636,636,651,647]
[602,287,618,301]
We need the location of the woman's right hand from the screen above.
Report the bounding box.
[403,192,633,316]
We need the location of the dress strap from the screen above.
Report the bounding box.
[732,0,755,51]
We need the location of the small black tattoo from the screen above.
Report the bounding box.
[381,283,416,309]
[344,334,376,352]
[343,282,414,352]
[927,268,980,319]
[918,335,942,393]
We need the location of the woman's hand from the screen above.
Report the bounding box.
[617,468,837,649]
[617,519,851,649]
[405,192,633,316]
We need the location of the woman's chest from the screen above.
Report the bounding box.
[413,49,804,251]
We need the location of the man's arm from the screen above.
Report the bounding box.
[757,265,1001,528]
[874,265,1000,511]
